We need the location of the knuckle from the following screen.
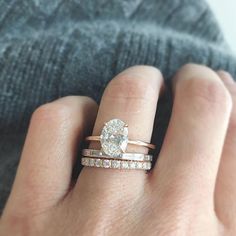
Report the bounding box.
[229,110,236,134]
[226,85,236,125]
[80,96,98,108]
[106,72,158,101]
[179,63,197,72]
[128,65,162,76]
[178,63,214,76]
[177,77,232,112]
[31,102,72,128]
[63,95,97,107]
[2,213,34,236]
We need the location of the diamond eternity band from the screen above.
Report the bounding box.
[81,157,151,170]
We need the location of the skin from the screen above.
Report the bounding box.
[0,64,236,236]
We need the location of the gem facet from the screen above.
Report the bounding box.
[95,159,101,167]
[112,160,121,168]
[89,158,95,166]
[121,161,129,169]
[129,162,137,169]
[103,159,111,168]
[100,119,128,157]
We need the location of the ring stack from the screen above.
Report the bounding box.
[81,119,155,170]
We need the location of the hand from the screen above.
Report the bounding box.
[0,64,235,236]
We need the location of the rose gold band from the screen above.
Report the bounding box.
[85,136,156,150]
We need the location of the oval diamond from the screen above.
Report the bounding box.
[100,119,128,157]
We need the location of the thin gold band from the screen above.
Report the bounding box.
[85,136,156,150]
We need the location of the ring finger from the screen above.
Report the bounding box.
[72,66,163,225]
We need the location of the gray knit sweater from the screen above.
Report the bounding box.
[0,0,236,212]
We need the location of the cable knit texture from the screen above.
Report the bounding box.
[0,0,236,212]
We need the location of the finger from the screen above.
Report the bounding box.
[215,71,236,227]
[151,64,232,212]
[3,96,97,217]
[74,66,163,209]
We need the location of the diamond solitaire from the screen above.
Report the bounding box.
[100,119,128,157]
[83,118,155,170]
[85,118,156,159]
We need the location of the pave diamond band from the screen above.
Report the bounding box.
[81,157,151,170]
[82,149,153,161]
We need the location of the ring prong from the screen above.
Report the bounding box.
[125,124,128,127]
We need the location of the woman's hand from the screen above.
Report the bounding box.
[0,64,236,236]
